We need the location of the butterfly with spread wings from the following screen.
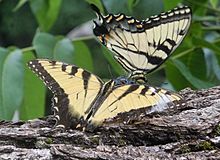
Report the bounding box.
[92,4,192,82]
[28,59,183,129]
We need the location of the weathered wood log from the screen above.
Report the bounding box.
[0,86,220,159]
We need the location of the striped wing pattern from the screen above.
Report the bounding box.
[28,59,183,128]
[90,84,182,125]
[92,5,192,76]
[28,59,103,128]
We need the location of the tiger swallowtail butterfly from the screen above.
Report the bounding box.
[92,4,192,82]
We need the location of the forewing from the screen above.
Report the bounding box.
[28,59,103,128]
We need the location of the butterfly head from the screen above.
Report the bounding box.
[113,76,136,86]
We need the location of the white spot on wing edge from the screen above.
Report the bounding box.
[55,115,60,121]
[56,124,65,128]
[53,107,59,112]
[180,10,186,14]
[168,12,174,16]
[54,96,58,103]
[174,11,180,14]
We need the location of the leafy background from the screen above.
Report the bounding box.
[0,0,220,120]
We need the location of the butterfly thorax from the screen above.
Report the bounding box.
[129,73,148,84]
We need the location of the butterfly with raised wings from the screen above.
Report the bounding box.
[28,59,183,130]
[92,4,192,82]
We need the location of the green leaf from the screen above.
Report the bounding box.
[0,48,8,118]
[20,52,45,120]
[165,61,191,90]
[13,0,28,12]
[193,15,218,22]
[163,0,182,10]
[33,32,57,59]
[30,0,62,31]
[210,0,218,8]
[190,23,203,38]
[190,0,209,16]
[211,54,220,80]
[0,49,24,120]
[53,38,74,64]
[186,48,207,81]
[103,0,130,14]
[73,41,93,72]
[192,36,220,55]
[172,59,213,89]
[33,32,77,63]
[132,0,163,19]
[204,50,220,81]
[101,46,124,76]
[127,0,139,14]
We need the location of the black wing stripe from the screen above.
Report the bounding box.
[82,71,91,98]
[112,44,164,65]
[112,29,127,46]
[140,86,150,95]
[112,48,145,71]
[116,57,135,72]
[110,32,177,57]
[108,85,139,107]
[61,64,67,72]
[70,66,78,75]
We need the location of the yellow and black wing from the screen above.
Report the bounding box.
[89,83,183,125]
[28,59,103,128]
[92,4,192,76]
[28,59,184,129]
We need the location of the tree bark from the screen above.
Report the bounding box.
[0,86,220,159]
